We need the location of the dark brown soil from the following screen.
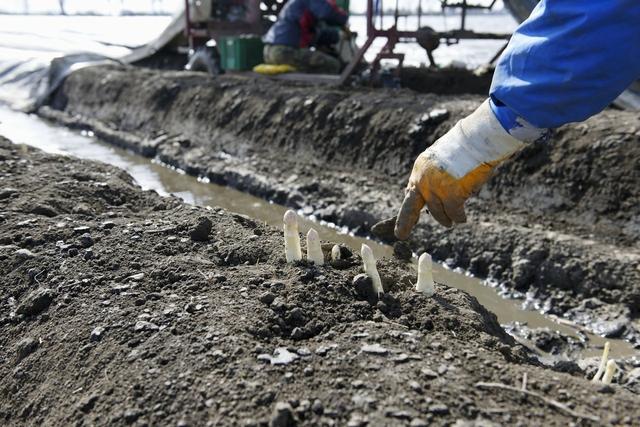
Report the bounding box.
[2,137,640,426]
[40,64,640,344]
[399,66,492,96]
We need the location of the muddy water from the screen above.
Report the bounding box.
[0,105,635,359]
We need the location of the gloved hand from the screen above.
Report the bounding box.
[394,99,526,240]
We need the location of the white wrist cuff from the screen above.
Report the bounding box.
[431,100,526,179]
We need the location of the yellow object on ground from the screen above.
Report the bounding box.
[253,64,297,75]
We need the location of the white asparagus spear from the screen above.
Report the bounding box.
[602,359,617,385]
[416,252,435,296]
[283,210,302,262]
[591,341,610,382]
[361,244,383,295]
[306,228,324,265]
[331,244,341,261]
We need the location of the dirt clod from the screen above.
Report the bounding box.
[189,216,212,241]
[15,248,36,259]
[259,291,276,305]
[352,273,377,304]
[78,232,93,248]
[270,402,297,427]
[30,204,58,217]
[16,287,55,316]
[371,216,398,242]
[90,326,105,342]
[78,395,99,413]
[15,337,39,363]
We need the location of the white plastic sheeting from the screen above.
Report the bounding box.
[0,14,173,110]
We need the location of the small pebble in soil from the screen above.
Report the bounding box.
[258,348,299,365]
[15,248,36,258]
[353,274,378,304]
[190,216,212,242]
[311,399,324,415]
[78,395,99,413]
[315,344,336,356]
[370,216,397,242]
[123,409,142,423]
[270,281,285,292]
[409,381,422,393]
[361,343,389,355]
[31,204,58,217]
[258,291,276,305]
[271,297,286,311]
[347,414,368,427]
[393,353,411,363]
[16,287,55,316]
[134,321,159,332]
[290,327,304,340]
[90,326,105,342]
[287,307,305,322]
[78,233,93,248]
[0,187,18,199]
[100,221,116,230]
[269,402,296,427]
[16,337,39,362]
[428,403,449,415]
[296,347,311,356]
[421,368,438,379]
[597,385,615,394]
[386,408,413,420]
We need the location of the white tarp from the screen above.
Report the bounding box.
[0,14,175,110]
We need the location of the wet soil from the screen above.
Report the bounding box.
[42,64,640,343]
[2,137,640,426]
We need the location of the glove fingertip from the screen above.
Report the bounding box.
[394,189,425,240]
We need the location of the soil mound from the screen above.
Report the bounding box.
[2,137,639,425]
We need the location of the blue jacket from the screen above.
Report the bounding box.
[263,0,348,48]
[490,0,640,139]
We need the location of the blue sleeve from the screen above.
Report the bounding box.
[309,0,348,26]
[490,0,640,129]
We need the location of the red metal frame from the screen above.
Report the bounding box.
[181,0,511,83]
[339,0,511,85]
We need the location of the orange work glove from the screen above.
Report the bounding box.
[394,100,526,240]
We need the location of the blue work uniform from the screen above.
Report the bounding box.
[263,0,348,48]
[489,0,640,141]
